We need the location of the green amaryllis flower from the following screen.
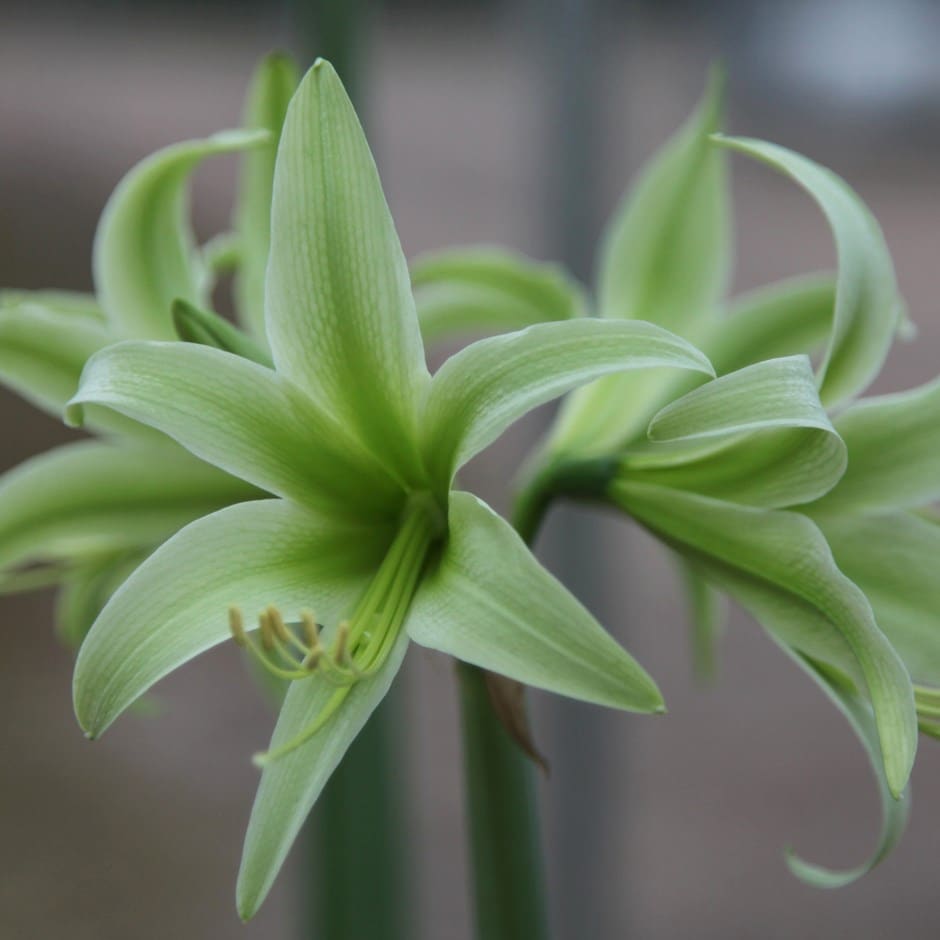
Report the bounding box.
[67,59,715,918]
[0,56,298,642]
[412,73,921,885]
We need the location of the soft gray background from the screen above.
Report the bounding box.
[2,2,940,938]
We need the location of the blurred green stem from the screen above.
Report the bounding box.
[457,489,561,940]
[308,692,408,939]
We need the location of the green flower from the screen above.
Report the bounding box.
[0,56,297,643]
[412,73,921,886]
[67,59,715,918]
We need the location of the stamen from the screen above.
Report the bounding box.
[259,611,276,651]
[241,493,444,767]
[228,606,247,647]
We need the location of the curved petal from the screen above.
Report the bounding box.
[266,59,429,484]
[598,67,729,331]
[810,377,940,515]
[407,492,663,712]
[411,246,587,346]
[94,129,267,340]
[423,318,714,490]
[67,341,401,519]
[237,628,408,920]
[818,511,940,687]
[782,649,910,888]
[1,289,103,321]
[707,275,836,376]
[612,481,917,797]
[623,358,846,508]
[0,301,110,418]
[233,53,300,341]
[0,440,260,573]
[715,136,902,407]
[74,499,392,737]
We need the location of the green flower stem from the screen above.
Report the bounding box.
[513,455,618,544]
[458,661,550,940]
[308,692,408,940]
[459,461,615,940]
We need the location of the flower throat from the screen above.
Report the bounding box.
[229,494,442,766]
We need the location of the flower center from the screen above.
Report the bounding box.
[229,493,443,766]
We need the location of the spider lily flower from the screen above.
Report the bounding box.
[66,59,716,918]
[0,55,297,643]
[411,73,921,885]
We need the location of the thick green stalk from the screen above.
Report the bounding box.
[458,475,595,940]
[458,662,550,940]
[307,691,409,939]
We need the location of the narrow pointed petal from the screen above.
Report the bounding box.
[266,59,429,482]
[94,129,267,340]
[74,499,390,737]
[423,318,713,489]
[612,482,917,797]
[0,440,259,573]
[810,377,940,515]
[67,341,401,518]
[706,275,836,376]
[55,551,145,649]
[715,136,902,407]
[234,53,300,341]
[818,512,940,687]
[0,301,110,418]
[407,492,663,712]
[1,289,103,321]
[598,67,729,330]
[237,630,408,920]
[624,357,846,508]
[411,246,587,346]
[648,356,832,441]
[782,648,909,888]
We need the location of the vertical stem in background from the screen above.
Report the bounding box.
[537,0,621,936]
[307,690,408,939]
[288,4,409,940]
[458,662,550,940]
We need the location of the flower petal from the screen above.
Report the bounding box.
[598,67,729,330]
[266,59,429,483]
[0,440,259,573]
[237,629,408,920]
[411,246,587,346]
[715,136,902,407]
[0,301,110,419]
[233,53,300,341]
[406,491,663,712]
[810,377,940,515]
[1,289,103,321]
[818,511,940,687]
[706,275,836,376]
[423,318,714,489]
[74,499,392,737]
[623,357,846,508]
[67,341,401,518]
[612,481,917,797]
[94,129,267,340]
[647,356,832,442]
[782,648,910,888]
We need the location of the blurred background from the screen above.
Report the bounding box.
[3,0,940,937]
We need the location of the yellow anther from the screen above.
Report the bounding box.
[259,610,276,651]
[301,610,320,648]
[228,606,247,647]
[267,605,291,645]
[332,621,351,666]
